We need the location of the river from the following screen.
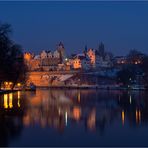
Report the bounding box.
[0,89,148,146]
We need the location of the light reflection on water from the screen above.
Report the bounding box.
[0,89,148,146]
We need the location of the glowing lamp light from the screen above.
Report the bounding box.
[9,82,13,85]
[5,82,8,85]
[122,110,125,125]
[17,83,21,87]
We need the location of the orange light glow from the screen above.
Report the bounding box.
[87,109,96,131]
[73,58,81,69]
[136,109,141,124]
[18,91,21,99]
[17,91,21,107]
[23,115,30,127]
[73,106,81,121]
[24,52,32,61]
[17,83,21,87]
[139,110,141,122]
[87,49,95,65]
[5,82,8,85]
[136,109,138,123]
[78,91,81,102]
[9,93,13,108]
[4,94,8,109]
[9,82,13,85]
[122,110,125,125]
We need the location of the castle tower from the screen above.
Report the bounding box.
[57,42,65,63]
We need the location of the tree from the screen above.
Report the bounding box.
[127,49,144,64]
[141,56,148,86]
[0,23,26,89]
[0,23,11,85]
[128,49,143,57]
[117,67,136,86]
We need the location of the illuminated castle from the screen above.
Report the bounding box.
[24,42,66,71]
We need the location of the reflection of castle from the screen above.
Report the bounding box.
[21,89,145,133]
[0,89,147,143]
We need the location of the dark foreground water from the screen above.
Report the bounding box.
[0,89,148,147]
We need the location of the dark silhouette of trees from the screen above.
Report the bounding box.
[128,49,143,57]
[0,23,26,89]
[127,49,144,64]
[141,56,148,86]
[117,67,136,86]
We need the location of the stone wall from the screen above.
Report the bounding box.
[26,71,78,87]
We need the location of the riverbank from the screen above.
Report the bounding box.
[37,85,148,91]
[0,85,147,93]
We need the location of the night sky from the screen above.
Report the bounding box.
[0,1,148,56]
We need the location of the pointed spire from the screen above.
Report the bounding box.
[58,41,64,48]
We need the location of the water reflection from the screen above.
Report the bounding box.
[4,94,8,109]
[0,89,148,146]
[87,108,96,131]
[121,110,125,125]
[9,93,13,108]
[19,90,148,130]
[0,91,26,146]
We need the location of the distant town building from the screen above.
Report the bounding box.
[86,49,96,67]
[71,54,91,70]
[68,47,113,70]
[95,51,113,68]
[113,53,144,66]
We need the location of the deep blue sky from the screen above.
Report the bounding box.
[0,1,148,56]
